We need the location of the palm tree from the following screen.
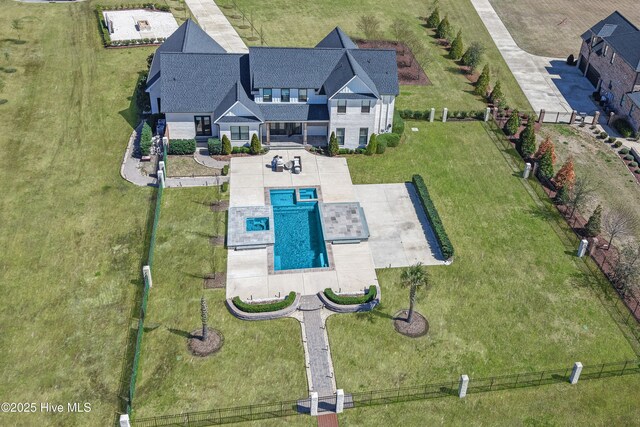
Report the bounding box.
[200,296,209,341]
[400,263,429,323]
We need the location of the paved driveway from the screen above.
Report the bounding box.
[354,183,445,268]
[185,0,248,53]
[471,0,597,116]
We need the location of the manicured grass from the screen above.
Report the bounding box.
[0,0,154,425]
[339,374,640,426]
[134,187,308,418]
[166,155,222,177]
[329,121,637,393]
[224,0,530,111]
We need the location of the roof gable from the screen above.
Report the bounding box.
[323,51,379,98]
[581,12,640,72]
[315,27,358,49]
[214,81,264,121]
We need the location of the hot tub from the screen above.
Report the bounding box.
[246,217,270,232]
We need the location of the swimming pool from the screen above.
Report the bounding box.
[270,189,328,271]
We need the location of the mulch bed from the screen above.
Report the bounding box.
[188,328,224,357]
[393,310,429,338]
[210,200,229,212]
[356,39,431,86]
[204,272,226,289]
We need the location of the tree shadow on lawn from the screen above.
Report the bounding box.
[168,328,194,339]
[118,70,146,130]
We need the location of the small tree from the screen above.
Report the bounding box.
[222,135,232,155]
[401,263,429,324]
[603,207,638,249]
[538,149,554,179]
[566,177,595,219]
[474,64,490,96]
[490,80,505,105]
[328,131,339,157]
[534,137,556,163]
[503,109,521,136]
[250,133,262,155]
[140,122,153,156]
[449,30,464,60]
[435,16,451,40]
[461,42,484,72]
[553,157,576,190]
[357,15,381,40]
[390,18,410,43]
[200,296,209,341]
[613,244,640,296]
[11,19,22,41]
[554,185,569,205]
[365,133,378,156]
[426,7,440,28]
[519,120,536,158]
[584,204,602,237]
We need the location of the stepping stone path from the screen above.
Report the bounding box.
[299,295,336,397]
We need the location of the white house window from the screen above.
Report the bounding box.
[611,52,616,64]
[281,88,290,102]
[361,100,371,113]
[603,45,608,56]
[231,126,249,140]
[336,128,345,145]
[263,89,272,102]
[337,100,347,114]
[194,116,211,136]
[620,94,625,107]
[299,89,308,102]
[359,128,368,145]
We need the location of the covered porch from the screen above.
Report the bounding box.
[262,121,329,147]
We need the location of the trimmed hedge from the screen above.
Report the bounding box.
[376,140,387,154]
[168,139,196,155]
[232,146,250,154]
[377,133,401,148]
[140,122,153,156]
[619,147,630,155]
[222,165,229,176]
[324,286,377,305]
[613,118,636,138]
[208,138,222,155]
[392,109,405,135]
[412,174,454,259]
[232,291,296,313]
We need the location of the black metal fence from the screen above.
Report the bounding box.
[132,360,640,426]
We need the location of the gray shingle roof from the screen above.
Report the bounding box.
[350,49,400,95]
[315,27,358,49]
[323,51,380,98]
[581,11,640,72]
[147,19,226,87]
[214,81,264,121]
[159,53,247,113]
[259,104,329,121]
[629,92,640,108]
[331,93,378,99]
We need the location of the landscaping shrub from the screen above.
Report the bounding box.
[392,110,405,136]
[378,133,401,148]
[231,146,250,154]
[250,133,262,155]
[426,7,440,28]
[538,149,554,179]
[324,286,377,305]
[207,138,222,155]
[135,71,150,113]
[328,131,339,157]
[624,154,634,161]
[376,140,387,154]
[519,120,536,158]
[503,109,521,136]
[636,169,640,174]
[619,148,630,155]
[461,42,484,72]
[221,181,229,192]
[608,137,617,144]
[629,161,638,168]
[435,16,452,40]
[355,148,366,154]
[222,165,229,176]
[566,54,575,65]
[232,291,296,313]
[598,131,608,139]
[140,122,153,156]
[338,148,354,155]
[365,133,378,155]
[614,140,623,148]
[475,65,490,97]
[490,80,505,105]
[412,175,454,259]
[449,30,464,60]
[613,118,636,138]
[222,135,232,155]
[168,139,195,155]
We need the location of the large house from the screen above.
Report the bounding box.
[146,20,399,148]
[578,11,640,132]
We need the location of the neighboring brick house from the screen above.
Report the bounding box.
[578,11,640,132]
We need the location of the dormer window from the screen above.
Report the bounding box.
[337,100,347,114]
[281,88,290,103]
[603,45,608,56]
[263,88,272,102]
[361,100,371,113]
[299,89,308,102]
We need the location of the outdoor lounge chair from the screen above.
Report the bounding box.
[292,156,302,174]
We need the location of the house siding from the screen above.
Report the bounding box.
[166,112,215,140]
[218,123,260,147]
[329,99,378,148]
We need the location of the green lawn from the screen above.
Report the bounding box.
[223,0,530,111]
[0,0,153,425]
[133,187,308,418]
[328,121,637,393]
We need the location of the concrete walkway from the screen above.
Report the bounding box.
[184,0,248,53]
[165,175,228,188]
[194,143,228,168]
[298,295,336,397]
[470,0,597,116]
[121,123,156,187]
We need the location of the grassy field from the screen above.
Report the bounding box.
[0,0,154,425]
[166,155,221,177]
[543,125,640,246]
[489,0,640,58]
[133,187,308,418]
[329,121,637,393]
[222,0,531,111]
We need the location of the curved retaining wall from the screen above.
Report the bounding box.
[225,293,301,321]
[318,285,381,314]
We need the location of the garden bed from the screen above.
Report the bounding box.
[357,40,431,86]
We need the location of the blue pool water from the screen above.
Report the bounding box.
[298,187,318,200]
[271,189,328,271]
[246,217,269,231]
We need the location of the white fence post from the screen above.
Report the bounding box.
[569,362,583,384]
[429,108,435,122]
[484,107,491,122]
[442,108,448,123]
[336,389,344,413]
[523,162,532,179]
[577,239,588,258]
[158,160,165,174]
[142,265,152,288]
[458,374,469,398]
[157,169,165,189]
[119,414,131,427]
[310,392,318,416]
